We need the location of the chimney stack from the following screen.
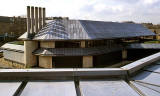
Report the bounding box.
[35,7,38,33]
[42,8,46,27]
[31,6,34,34]
[39,7,42,30]
[27,6,31,35]
[26,6,46,38]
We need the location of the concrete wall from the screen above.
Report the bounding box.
[3,50,24,64]
[39,41,55,68]
[40,41,55,48]
[24,41,38,68]
[39,56,52,68]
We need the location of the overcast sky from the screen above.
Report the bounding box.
[0,0,160,24]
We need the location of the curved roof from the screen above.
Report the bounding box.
[19,19,155,41]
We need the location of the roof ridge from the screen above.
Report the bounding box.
[78,20,90,39]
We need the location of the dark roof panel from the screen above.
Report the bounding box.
[33,20,155,41]
[80,20,155,39]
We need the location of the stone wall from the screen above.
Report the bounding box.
[0,58,25,68]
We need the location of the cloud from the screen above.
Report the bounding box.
[0,0,160,24]
[143,0,159,5]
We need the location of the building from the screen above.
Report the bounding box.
[1,6,155,68]
[142,23,160,40]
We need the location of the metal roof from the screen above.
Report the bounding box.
[0,82,22,96]
[32,19,155,41]
[20,81,76,96]
[1,43,24,52]
[80,79,140,96]
[127,43,160,49]
[33,45,122,56]
[80,20,154,39]
[129,62,160,96]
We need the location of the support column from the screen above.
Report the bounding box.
[39,41,55,68]
[39,56,52,68]
[122,49,127,60]
[81,41,93,68]
[81,41,85,48]
[83,56,93,68]
[24,41,38,68]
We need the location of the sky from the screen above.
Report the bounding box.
[0,0,160,24]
